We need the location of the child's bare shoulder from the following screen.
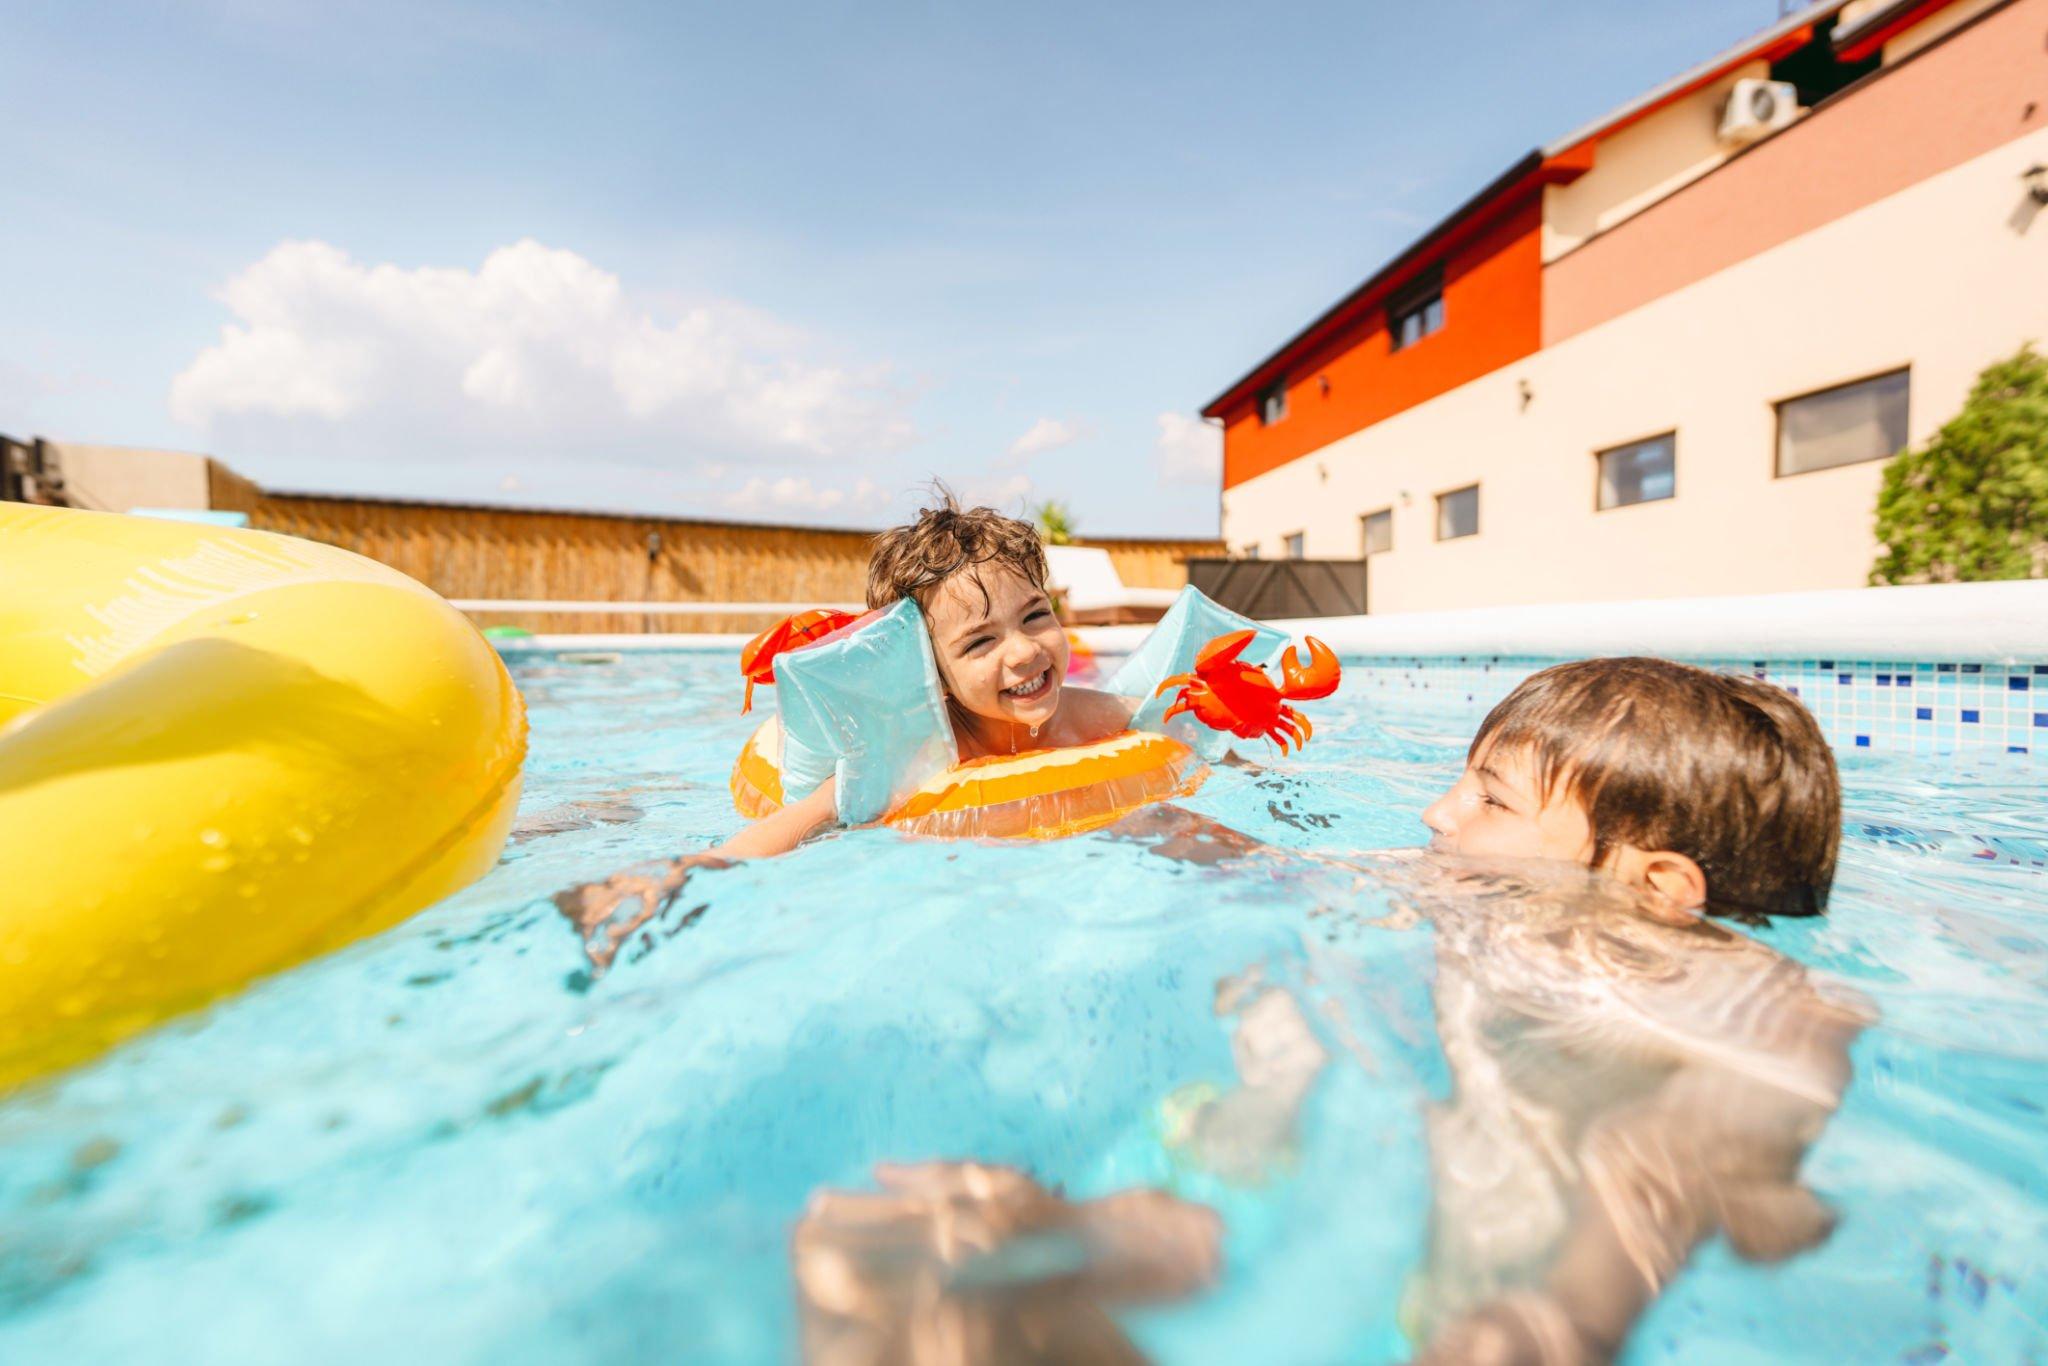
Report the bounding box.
[1061,685,1141,736]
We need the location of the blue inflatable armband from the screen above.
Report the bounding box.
[1105,586,1289,760]
[771,600,958,824]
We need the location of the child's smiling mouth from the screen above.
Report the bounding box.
[1000,667,1053,703]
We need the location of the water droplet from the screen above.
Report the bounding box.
[202,854,234,874]
[199,829,228,849]
[287,825,314,846]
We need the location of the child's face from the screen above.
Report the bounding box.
[1421,742,1597,864]
[925,566,1070,731]
[1422,740,1710,915]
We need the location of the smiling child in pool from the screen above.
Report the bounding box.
[556,494,1151,946]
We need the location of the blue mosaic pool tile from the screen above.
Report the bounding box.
[1345,653,2044,757]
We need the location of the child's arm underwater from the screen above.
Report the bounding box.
[551,777,838,963]
[1415,971,1867,1365]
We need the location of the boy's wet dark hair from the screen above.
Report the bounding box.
[1471,657,1840,921]
[866,489,1048,613]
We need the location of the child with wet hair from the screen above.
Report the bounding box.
[1152,658,1863,1362]
[556,492,1140,953]
[1401,658,1865,1363]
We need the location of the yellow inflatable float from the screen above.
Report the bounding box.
[0,504,526,1091]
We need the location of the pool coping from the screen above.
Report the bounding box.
[490,579,2048,664]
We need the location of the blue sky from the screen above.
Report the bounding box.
[3,0,1785,535]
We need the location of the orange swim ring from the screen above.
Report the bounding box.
[729,717,1206,840]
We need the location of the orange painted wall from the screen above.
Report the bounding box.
[1220,195,1545,489]
[1546,0,2048,345]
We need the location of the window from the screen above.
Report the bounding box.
[1597,433,1676,510]
[1388,267,1445,351]
[1436,484,1479,540]
[1242,543,1262,559]
[1360,508,1392,555]
[1258,379,1289,426]
[1776,368,1909,477]
[1284,531,1305,559]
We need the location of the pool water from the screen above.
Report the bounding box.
[1,651,2043,1363]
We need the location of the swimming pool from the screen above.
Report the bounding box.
[0,647,2042,1362]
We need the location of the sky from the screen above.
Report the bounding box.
[2,0,1793,536]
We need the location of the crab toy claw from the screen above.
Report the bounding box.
[1280,637,1341,700]
[739,609,863,713]
[1154,630,1342,755]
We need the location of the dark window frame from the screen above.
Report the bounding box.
[1360,507,1393,556]
[1257,378,1290,426]
[1387,266,1446,353]
[1772,366,1911,479]
[1435,483,1480,541]
[1594,430,1678,511]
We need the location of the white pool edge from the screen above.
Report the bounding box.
[486,580,2048,664]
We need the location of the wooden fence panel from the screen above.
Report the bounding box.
[201,465,1229,633]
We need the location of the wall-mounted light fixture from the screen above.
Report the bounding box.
[1318,374,1332,396]
[645,531,664,560]
[1517,378,1534,412]
[2025,164,2048,206]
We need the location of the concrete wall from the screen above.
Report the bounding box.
[1883,0,2003,59]
[1544,0,2046,345]
[1221,118,2048,612]
[1541,59,1769,262]
[44,442,213,513]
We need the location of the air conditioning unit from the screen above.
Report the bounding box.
[1719,78,1801,144]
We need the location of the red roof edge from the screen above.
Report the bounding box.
[1548,25,1815,159]
[1200,148,1592,418]
[1833,0,1956,62]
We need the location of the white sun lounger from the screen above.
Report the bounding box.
[1044,545,1182,626]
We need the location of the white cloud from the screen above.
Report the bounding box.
[1155,411,1221,484]
[721,474,889,518]
[1004,416,1081,461]
[169,238,914,465]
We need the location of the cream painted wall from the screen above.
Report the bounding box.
[1540,60,1767,262]
[1222,123,2048,614]
[1883,0,2003,61]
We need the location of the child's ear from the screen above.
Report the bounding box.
[1636,850,1709,919]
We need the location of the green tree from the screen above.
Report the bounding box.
[1034,499,1076,546]
[1872,345,2048,585]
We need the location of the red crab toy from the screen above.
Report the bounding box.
[1155,629,1341,754]
[738,609,863,713]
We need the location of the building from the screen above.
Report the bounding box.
[1205,0,2047,613]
